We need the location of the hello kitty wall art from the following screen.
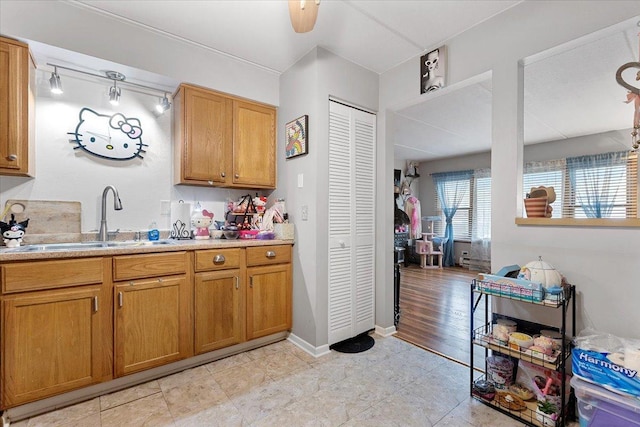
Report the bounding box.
[68,108,147,160]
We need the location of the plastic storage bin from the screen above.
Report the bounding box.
[571,376,640,427]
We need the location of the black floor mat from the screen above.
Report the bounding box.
[330,332,375,353]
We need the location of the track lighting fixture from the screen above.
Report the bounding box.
[49,66,63,94]
[46,63,172,113]
[155,93,171,114]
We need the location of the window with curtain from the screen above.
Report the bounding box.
[523,151,637,219]
[433,170,490,241]
[434,177,471,240]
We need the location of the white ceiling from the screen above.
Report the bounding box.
[393,17,640,163]
[73,0,520,75]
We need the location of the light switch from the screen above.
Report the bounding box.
[160,200,170,216]
[297,173,304,188]
[301,205,308,221]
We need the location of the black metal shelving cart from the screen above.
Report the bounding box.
[470,279,576,427]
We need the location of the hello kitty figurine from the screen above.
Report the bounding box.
[192,209,214,239]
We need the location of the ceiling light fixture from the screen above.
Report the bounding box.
[47,63,174,112]
[155,93,171,114]
[49,66,63,94]
[288,0,320,33]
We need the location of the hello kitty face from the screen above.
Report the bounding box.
[68,108,147,160]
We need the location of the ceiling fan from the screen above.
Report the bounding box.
[289,0,321,33]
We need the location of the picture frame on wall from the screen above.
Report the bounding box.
[285,115,309,159]
[420,45,447,94]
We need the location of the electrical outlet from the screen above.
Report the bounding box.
[301,205,308,221]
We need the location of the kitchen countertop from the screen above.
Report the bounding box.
[0,238,294,262]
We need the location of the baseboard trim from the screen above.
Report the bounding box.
[374,324,397,337]
[287,333,330,358]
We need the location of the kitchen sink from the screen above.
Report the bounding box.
[5,240,177,252]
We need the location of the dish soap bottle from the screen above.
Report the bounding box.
[148,221,160,241]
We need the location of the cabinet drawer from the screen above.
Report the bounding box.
[246,245,291,267]
[195,248,241,272]
[113,252,187,281]
[2,258,103,293]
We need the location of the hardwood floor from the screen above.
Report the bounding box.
[395,264,487,369]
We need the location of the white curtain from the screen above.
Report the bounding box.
[470,168,491,272]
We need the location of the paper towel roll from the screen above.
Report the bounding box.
[624,347,640,372]
[170,201,192,239]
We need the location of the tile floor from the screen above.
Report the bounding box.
[13,335,577,426]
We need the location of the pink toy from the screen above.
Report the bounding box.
[192,209,214,240]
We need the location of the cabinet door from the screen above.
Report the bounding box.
[1,286,107,408]
[246,264,291,340]
[194,270,244,354]
[115,276,191,376]
[180,86,232,185]
[232,100,276,188]
[0,37,33,176]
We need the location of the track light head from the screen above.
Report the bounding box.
[109,81,121,106]
[155,94,171,114]
[49,67,63,94]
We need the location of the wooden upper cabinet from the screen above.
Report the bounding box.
[233,100,276,188]
[173,83,276,189]
[0,36,35,177]
[174,84,232,186]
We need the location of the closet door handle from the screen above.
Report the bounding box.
[118,292,123,307]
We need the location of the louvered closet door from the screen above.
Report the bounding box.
[328,100,376,345]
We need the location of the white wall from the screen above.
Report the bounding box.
[380,1,640,339]
[0,70,252,234]
[280,47,379,348]
[0,1,280,235]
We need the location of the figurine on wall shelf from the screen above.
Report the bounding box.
[0,214,29,247]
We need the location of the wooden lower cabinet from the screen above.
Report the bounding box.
[114,275,192,376]
[194,269,244,354]
[246,263,292,340]
[1,285,110,408]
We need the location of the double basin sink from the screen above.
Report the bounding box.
[6,240,176,253]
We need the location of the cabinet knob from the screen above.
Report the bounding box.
[234,173,239,179]
[221,172,226,178]
[7,154,17,161]
[214,254,226,263]
[208,180,213,185]
[266,250,276,258]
